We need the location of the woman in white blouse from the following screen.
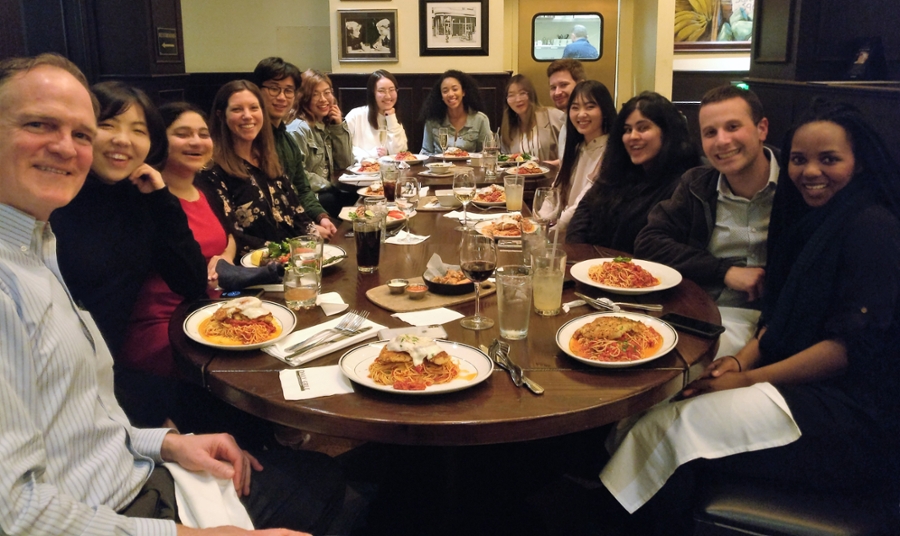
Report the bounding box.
[499,74,564,162]
[548,80,617,235]
[345,70,408,160]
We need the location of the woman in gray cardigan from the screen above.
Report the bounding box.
[499,74,565,162]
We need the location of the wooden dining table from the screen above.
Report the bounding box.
[170,161,720,447]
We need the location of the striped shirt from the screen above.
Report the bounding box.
[0,204,175,535]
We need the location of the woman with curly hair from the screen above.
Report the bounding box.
[420,69,491,155]
[566,91,700,250]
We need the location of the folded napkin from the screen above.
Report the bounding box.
[262,314,385,366]
[392,307,464,326]
[443,210,519,221]
[279,366,354,400]
[215,260,282,291]
[417,186,431,197]
[562,299,587,314]
[317,292,349,316]
[163,462,253,530]
[385,231,430,245]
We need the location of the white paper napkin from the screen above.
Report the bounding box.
[417,186,430,197]
[262,315,386,366]
[443,210,518,221]
[385,231,430,245]
[562,299,587,314]
[392,308,464,326]
[279,366,354,400]
[163,462,253,529]
[316,292,349,316]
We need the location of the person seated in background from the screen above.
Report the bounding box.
[634,86,791,357]
[563,24,599,60]
[345,69,408,160]
[567,91,699,251]
[202,80,316,255]
[49,80,209,427]
[545,58,586,166]
[420,69,491,155]
[539,80,616,235]
[287,69,356,217]
[499,74,564,162]
[594,100,900,536]
[252,57,336,239]
[0,52,347,536]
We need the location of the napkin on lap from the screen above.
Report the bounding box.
[262,315,385,366]
[163,462,253,529]
[392,308,464,326]
[279,366,354,400]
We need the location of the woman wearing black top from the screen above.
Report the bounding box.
[566,91,699,251]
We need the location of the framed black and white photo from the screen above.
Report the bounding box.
[419,0,489,56]
[338,10,398,62]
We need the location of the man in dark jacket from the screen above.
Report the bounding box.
[635,85,779,357]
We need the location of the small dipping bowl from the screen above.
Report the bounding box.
[407,284,428,300]
[434,189,462,208]
[387,278,409,294]
[426,162,454,174]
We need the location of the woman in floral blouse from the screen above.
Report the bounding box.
[201,80,316,254]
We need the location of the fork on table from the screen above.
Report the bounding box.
[283,309,367,354]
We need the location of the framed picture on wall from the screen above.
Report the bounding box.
[338,10,398,62]
[674,0,753,52]
[419,0,489,56]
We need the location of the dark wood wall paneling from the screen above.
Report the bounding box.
[671,71,751,151]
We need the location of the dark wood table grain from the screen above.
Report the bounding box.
[171,186,720,447]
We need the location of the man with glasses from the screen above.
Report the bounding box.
[253,57,337,239]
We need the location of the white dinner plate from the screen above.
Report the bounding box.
[348,163,381,176]
[338,206,414,228]
[440,152,472,161]
[357,185,384,197]
[418,170,454,178]
[556,311,678,368]
[472,186,506,207]
[240,244,346,269]
[183,300,296,351]
[502,165,550,178]
[339,340,493,394]
[569,258,682,295]
[379,154,428,165]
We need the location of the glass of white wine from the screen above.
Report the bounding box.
[396,177,419,242]
[377,128,388,157]
[437,127,449,163]
[452,169,476,231]
[532,186,561,235]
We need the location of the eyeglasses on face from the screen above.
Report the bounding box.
[376,87,397,96]
[261,85,296,98]
[311,89,334,100]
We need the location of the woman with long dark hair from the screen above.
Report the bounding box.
[566,91,700,250]
[346,69,408,160]
[593,100,900,535]
[50,82,208,426]
[420,69,491,154]
[499,74,564,162]
[202,79,316,254]
[541,80,616,235]
[287,69,356,216]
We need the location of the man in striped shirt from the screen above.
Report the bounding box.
[0,54,343,536]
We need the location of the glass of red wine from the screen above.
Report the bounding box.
[460,230,497,330]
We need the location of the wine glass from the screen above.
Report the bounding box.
[532,186,561,234]
[377,128,388,157]
[396,177,419,242]
[437,127,449,163]
[460,230,496,330]
[452,169,476,231]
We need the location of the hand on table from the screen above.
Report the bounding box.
[724,266,765,302]
[316,218,337,240]
[160,433,262,496]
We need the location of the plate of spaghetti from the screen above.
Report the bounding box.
[380,151,427,164]
[475,214,537,238]
[472,184,506,207]
[570,257,682,295]
[184,297,296,350]
[349,158,381,175]
[556,312,678,368]
[339,337,492,394]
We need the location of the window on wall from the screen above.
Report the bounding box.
[533,13,602,61]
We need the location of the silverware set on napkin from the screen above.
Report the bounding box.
[282,310,370,362]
